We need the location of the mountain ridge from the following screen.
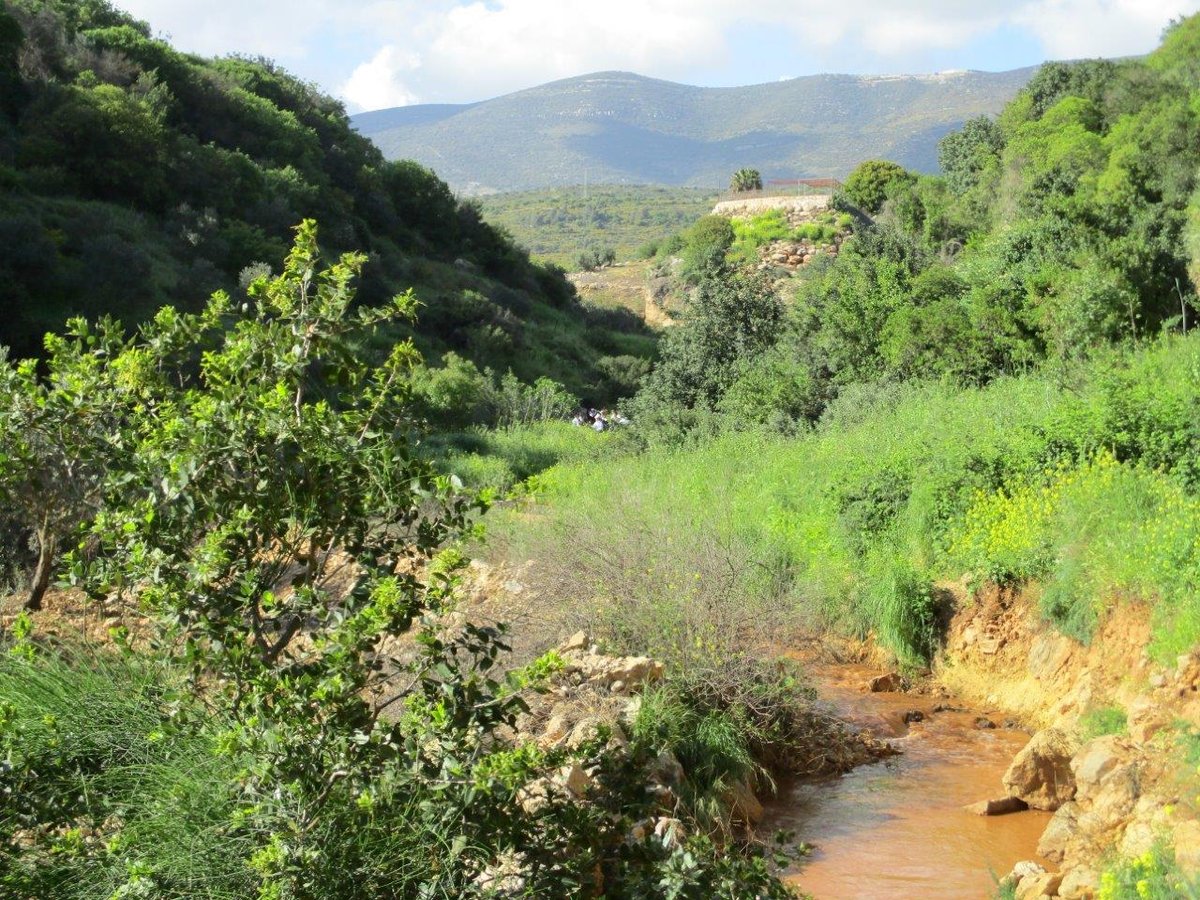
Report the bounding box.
[352,67,1038,192]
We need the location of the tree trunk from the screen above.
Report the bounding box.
[25,530,55,612]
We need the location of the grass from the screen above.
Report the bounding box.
[1080,705,1129,739]
[421,421,639,495]
[489,334,1200,666]
[0,645,254,899]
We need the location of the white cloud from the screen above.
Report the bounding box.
[110,0,1200,111]
[1014,0,1196,58]
[342,45,422,109]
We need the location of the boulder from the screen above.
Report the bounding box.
[903,709,925,724]
[724,777,764,825]
[869,672,903,692]
[1070,736,1124,802]
[1007,860,1046,884]
[539,710,573,747]
[1037,801,1080,863]
[1056,866,1098,900]
[1003,727,1079,810]
[1175,818,1200,878]
[1083,761,1140,830]
[648,750,685,787]
[1016,873,1063,900]
[965,796,1030,816]
[1126,696,1169,744]
[557,763,594,799]
[560,630,590,652]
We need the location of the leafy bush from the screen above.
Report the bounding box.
[1096,844,1199,900]
[0,222,786,897]
[577,246,616,271]
[1080,705,1128,739]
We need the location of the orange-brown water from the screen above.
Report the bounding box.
[762,665,1051,899]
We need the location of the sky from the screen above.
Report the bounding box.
[112,0,1200,113]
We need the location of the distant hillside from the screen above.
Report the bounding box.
[477,185,719,266]
[353,69,1037,192]
[0,1,654,405]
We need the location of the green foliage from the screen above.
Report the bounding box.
[0,646,255,899]
[1096,843,1199,900]
[729,168,763,193]
[677,215,735,283]
[842,159,914,214]
[634,269,782,416]
[498,334,1200,665]
[938,115,1005,195]
[577,246,616,271]
[0,0,650,406]
[476,185,719,268]
[0,223,787,897]
[727,210,842,265]
[1080,705,1128,739]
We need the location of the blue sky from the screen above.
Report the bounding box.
[113,1,1200,112]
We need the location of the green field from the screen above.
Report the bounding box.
[478,185,719,267]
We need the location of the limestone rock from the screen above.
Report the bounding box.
[560,630,589,652]
[557,763,594,799]
[1082,761,1140,830]
[1071,736,1124,802]
[1007,860,1046,884]
[1038,801,1080,863]
[1016,872,1063,900]
[1126,696,1170,744]
[648,750,685,787]
[1003,727,1079,810]
[1057,866,1098,900]
[869,672,903,692]
[966,796,1030,816]
[1175,818,1200,878]
[724,777,764,825]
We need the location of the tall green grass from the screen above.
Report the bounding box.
[492,334,1200,665]
[0,647,254,899]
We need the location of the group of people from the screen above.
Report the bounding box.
[570,406,629,432]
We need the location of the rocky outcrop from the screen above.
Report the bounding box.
[939,588,1200,897]
[1002,726,1079,810]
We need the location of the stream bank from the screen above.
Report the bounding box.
[762,661,1050,899]
[764,587,1200,900]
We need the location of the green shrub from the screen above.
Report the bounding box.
[1096,843,1199,900]
[1080,705,1128,739]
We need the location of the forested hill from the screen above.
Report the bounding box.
[351,68,1037,192]
[0,1,648,403]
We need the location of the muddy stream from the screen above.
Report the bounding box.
[762,663,1050,899]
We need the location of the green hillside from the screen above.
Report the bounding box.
[352,68,1037,192]
[477,184,719,266]
[0,0,654,404]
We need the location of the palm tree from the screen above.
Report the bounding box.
[730,168,763,193]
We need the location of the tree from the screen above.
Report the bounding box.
[938,116,1005,195]
[12,220,791,898]
[637,269,783,412]
[0,318,163,610]
[841,160,914,214]
[729,168,762,193]
[678,214,735,283]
